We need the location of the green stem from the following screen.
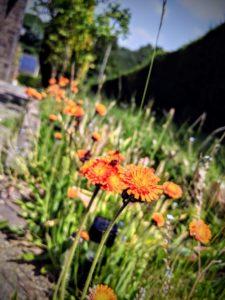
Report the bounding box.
[53,185,100,300]
[139,0,167,111]
[81,199,129,300]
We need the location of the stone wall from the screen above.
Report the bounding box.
[0,0,27,82]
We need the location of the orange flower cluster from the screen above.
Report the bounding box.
[25,87,43,101]
[80,156,125,193]
[152,212,165,227]
[59,76,69,87]
[80,153,183,204]
[81,151,183,203]
[47,84,66,102]
[95,103,107,116]
[88,284,117,300]
[163,181,183,199]
[189,219,212,244]
[64,101,85,118]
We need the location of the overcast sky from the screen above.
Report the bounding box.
[117,0,225,51]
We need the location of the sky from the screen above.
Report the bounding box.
[116,0,225,51]
[26,0,225,52]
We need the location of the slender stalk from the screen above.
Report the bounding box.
[97,42,112,98]
[187,260,221,300]
[139,0,167,111]
[81,199,129,300]
[53,185,100,300]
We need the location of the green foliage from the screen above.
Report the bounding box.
[12,87,225,299]
[18,74,42,88]
[37,0,131,83]
[38,0,96,82]
[20,13,44,55]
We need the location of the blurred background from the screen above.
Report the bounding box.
[1,0,225,130]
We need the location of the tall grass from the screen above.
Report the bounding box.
[8,85,225,299]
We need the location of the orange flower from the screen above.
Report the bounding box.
[80,230,90,241]
[47,84,65,101]
[49,114,58,121]
[189,219,212,244]
[74,105,85,118]
[95,103,107,116]
[120,165,163,203]
[102,170,126,194]
[59,76,69,87]
[54,132,62,140]
[25,87,43,100]
[107,150,125,164]
[71,80,79,94]
[88,284,117,300]
[152,212,165,227]
[92,132,101,142]
[64,103,84,118]
[163,182,182,199]
[80,157,115,187]
[80,155,125,194]
[67,187,78,199]
[76,149,91,162]
[49,78,56,85]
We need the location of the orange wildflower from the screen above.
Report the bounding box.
[76,149,91,163]
[152,212,165,227]
[88,284,117,300]
[49,78,56,85]
[80,154,126,194]
[74,105,85,118]
[102,170,126,194]
[189,219,212,244]
[107,150,125,164]
[54,132,62,140]
[120,165,163,203]
[47,84,65,101]
[80,157,115,187]
[67,187,78,199]
[163,182,183,199]
[25,87,43,100]
[59,76,69,87]
[95,103,107,116]
[49,114,58,122]
[80,230,90,241]
[71,80,79,93]
[64,103,84,118]
[92,132,101,142]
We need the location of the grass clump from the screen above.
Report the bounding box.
[4,78,225,300]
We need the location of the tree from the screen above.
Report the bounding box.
[34,0,130,86]
[95,3,131,95]
[36,0,95,85]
